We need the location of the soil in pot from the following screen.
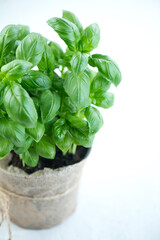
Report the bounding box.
[9,146,91,174]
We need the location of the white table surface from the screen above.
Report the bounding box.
[0,0,160,239]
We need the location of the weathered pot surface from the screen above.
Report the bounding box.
[0,154,86,229]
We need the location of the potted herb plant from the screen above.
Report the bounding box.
[0,10,121,232]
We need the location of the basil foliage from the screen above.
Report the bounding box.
[0,11,121,166]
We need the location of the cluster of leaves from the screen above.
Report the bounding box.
[0,10,121,167]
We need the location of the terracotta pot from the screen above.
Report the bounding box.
[0,153,87,229]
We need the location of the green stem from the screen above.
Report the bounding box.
[62,151,67,156]
[61,65,65,78]
[68,145,72,154]
[68,144,77,155]
[72,144,77,155]
[19,154,25,167]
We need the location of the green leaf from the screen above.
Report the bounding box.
[40,90,61,123]
[90,72,111,94]
[1,59,32,80]
[0,82,5,105]
[70,52,88,74]
[34,136,56,159]
[85,106,103,134]
[14,136,33,154]
[69,127,94,148]
[0,25,19,67]
[62,10,83,33]
[89,54,122,86]
[26,121,45,142]
[78,23,100,53]
[49,41,63,63]
[16,25,30,41]
[63,72,90,109]
[66,114,89,135]
[0,25,29,66]
[52,118,72,152]
[38,43,55,75]
[3,82,38,128]
[32,97,39,110]
[47,17,80,51]
[52,118,67,137]
[62,96,78,113]
[63,49,73,69]
[57,133,72,153]
[85,68,97,83]
[0,136,13,159]
[0,117,25,146]
[21,70,52,91]
[16,32,45,66]
[0,109,6,118]
[92,92,114,108]
[52,72,64,91]
[22,148,39,167]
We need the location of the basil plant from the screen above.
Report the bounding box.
[0,10,121,167]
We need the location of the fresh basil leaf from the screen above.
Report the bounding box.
[52,118,67,138]
[62,96,78,113]
[69,127,94,148]
[92,92,114,108]
[32,97,39,110]
[84,68,97,83]
[63,48,73,69]
[63,72,90,109]
[26,121,45,142]
[85,106,103,134]
[0,25,29,66]
[0,135,13,159]
[0,25,19,67]
[21,70,52,91]
[47,17,80,51]
[0,82,5,105]
[22,148,39,167]
[78,23,100,53]
[56,133,72,153]
[0,109,6,118]
[14,136,33,154]
[0,117,25,146]
[62,10,83,33]
[66,114,89,135]
[70,52,88,74]
[16,32,44,66]
[3,82,38,128]
[90,72,111,94]
[52,72,64,91]
[27,125,41,141]
[52,118,72,152]
[40,90,61,123]
[89,54,122,86]
[38,43,55,75]
[1,59,32,80]
[49,41,63,63]
[2,52,15,65]
[44,117,57,135]
[34,136,56,159]
[16,25,30,41]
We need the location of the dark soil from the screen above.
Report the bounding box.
[9,146,91,175]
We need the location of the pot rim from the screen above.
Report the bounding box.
[0,153,87,179]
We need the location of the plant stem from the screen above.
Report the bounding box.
[68,145,72,154]
[72,144,77,155]
[62,151,67,156]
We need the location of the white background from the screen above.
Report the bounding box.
[0,0,160,239]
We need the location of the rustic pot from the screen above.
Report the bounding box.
[0,153,87,229]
